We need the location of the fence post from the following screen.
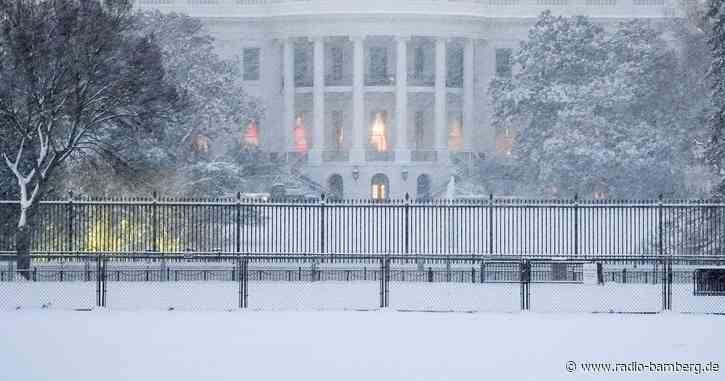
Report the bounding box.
[666,258,673,310]
[622,268,627,284]
[658,194,663,257]
[319,194,326,254]
[488,194,494,255]
[379,257,385,308]
[236,192,242,254]
[520,260,530,311]
[152,191,158,253]
[404,193,410,257]
[573,194,579,256]
[101,257,107,307]
[385,256,390,308]
[67,191,74,253]
[96,256,101,307]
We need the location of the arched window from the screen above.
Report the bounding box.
[327,174,344,200]
[371,173,389,200]
[417,174,431,200]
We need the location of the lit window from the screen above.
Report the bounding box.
[293,115,308,153]
[448,116,463,152]
[495,48,512,77]
[243,48,260,81]
[242,120,259,146]
[371,174,389,200]
[369,111,388,152]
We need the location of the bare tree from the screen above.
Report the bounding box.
[0,0,176,273]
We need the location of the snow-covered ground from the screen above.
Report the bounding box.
[2,281,723,313]
[0,310,722,381]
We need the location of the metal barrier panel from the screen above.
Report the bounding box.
[388,259,521,312]
[103,258,238,311]
[0,259,98,310]
[246,258,380,310]
[528,260,663,313]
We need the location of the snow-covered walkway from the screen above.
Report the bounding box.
[1,310,722,380]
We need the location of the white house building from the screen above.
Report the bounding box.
[135,0,683,199]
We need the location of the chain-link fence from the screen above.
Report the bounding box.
[1,254,724,314]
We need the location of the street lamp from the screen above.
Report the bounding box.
[401,167,409,182]
[352,166,360,181]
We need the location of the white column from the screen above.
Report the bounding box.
[395,35,410,162]
[481,40,496,155]
[283,38,296,155]
[463,38,474,153]
[351,35,365,162]
[434,37,449,163]
[310,36,325,163]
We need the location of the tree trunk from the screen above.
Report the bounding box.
[15,203,39,280]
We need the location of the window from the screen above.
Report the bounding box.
[369,111,388,152]
[414,111,425,148]
[330,46,344,82]
[243,48,260,81]
[496,48,512,77]
[414,45,425,79]
[417,174,432,200]
[328,174,344,200]
[242,120,259,146]
[447,45,463,87]
[295,45,311,86]
[293,114,308,153]
[448,115,463,152]
[331,110,344,150]
[371,174,390,200]
[369,46,388,83]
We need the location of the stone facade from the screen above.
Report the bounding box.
[135,0,682,199]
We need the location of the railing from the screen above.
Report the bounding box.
[365,150,395,162]
[1,254,723,313]
[411,150,437,162]
[322,150,350,162]
[2,196,725,256]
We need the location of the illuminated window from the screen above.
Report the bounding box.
[369,111,388,152]
[371,173,389,200]
[242,120,259,146]
[448,116,463,152]
[293,114,308,153]
[592,191,608,200]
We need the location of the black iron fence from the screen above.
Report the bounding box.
[2,195,725,256]
[1,254,724,313]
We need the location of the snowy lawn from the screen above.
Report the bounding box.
[0,310,723,381]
